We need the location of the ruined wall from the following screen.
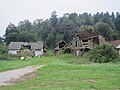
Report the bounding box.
[99,35,106,45]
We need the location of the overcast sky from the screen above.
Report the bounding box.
[0,0,120,37]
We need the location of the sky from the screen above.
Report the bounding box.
[0,0,120,37]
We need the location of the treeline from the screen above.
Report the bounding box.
[3,11,120,49]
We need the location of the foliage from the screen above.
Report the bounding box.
[0,44,8,60]
[0,36,3,44]
[89,44,118,63]
[4,12,120,48]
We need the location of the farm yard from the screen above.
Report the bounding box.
[0,55,120,90]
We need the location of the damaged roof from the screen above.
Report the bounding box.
[110,40,120,48]
[56,40,67,45]
[9,41,43,50]
[76,29,99,40]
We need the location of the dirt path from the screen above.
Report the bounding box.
[0,65,45,86]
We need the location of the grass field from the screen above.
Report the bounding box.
[0,54,120,90]
[0,57,53,72]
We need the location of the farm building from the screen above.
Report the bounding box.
[54,40,67,54]
[55,29,107,55]
[110,40,120,54]
[8,41,44,56]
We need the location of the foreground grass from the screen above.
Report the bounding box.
[0,57,53,72]
[0,55,120,90]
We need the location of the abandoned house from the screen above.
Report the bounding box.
[55,29,107,55]
[54,40,67,54]
[110,40,120,54]
[8,41,44,56]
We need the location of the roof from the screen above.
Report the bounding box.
[56,40,66,45]
[9,42,25,50]
[76,29,99,40]
[110,40,120,48]
[9,41,43,50]
[31,41,43,50]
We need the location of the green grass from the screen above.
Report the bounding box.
[0,54,120,90]
[0,56,53,72]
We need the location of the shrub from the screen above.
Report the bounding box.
[0,53,8,60]
[89,44,118,63]
[0,44,8,60]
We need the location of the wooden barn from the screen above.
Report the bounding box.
[55,29,107,55]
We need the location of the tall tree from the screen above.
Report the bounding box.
[50,10,58,27]
[4,23,19,45]
[0,36,3,44]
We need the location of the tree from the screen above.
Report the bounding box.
[115,12,120,35]
[19,31,37,42]
[60,17,75,42]
[5,32,19,45]
[4,23,19,45]
[94,22,118,40]
[50,10,58,27]
[0,36,3,44]
[18,19,32,31]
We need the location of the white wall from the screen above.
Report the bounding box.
[8,50,17,54]
[118,50,120,55]
[35,49,43,56]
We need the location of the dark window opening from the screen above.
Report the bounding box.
[76,41,78,47]
[59,44,66,48]
[22,45,31,49]
[93,37,99,45]
[82,40,88,42]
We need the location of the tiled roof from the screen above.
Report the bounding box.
[110,40,120,48]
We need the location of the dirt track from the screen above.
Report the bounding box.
[0,65,45,86]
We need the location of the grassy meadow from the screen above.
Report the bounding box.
[0,54,120,90]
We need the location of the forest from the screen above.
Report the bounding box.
[2,11,120,49]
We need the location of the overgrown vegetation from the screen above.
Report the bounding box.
[89,44,118,63]
[0,44,8,60]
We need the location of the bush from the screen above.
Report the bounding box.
[89,44,118,63]
[0,44,8,60]
[0,53,8,60]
